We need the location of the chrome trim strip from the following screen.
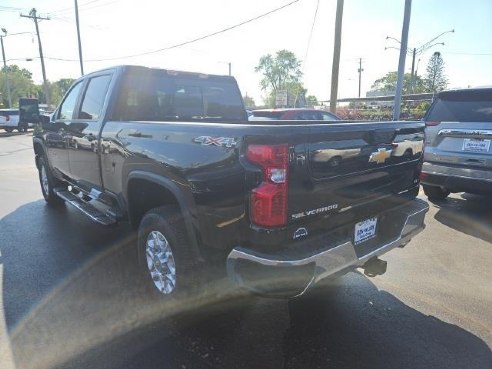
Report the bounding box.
[438,129,492,138]
[422,163,492,182]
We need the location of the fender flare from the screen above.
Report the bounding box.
[32,137,48,168]
[126,171,202,262]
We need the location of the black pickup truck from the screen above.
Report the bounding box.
[33,65,428,299]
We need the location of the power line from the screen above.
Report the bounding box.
[13,1,302,66]
[48,0,104,15]
[445,52,492,56]
[0,6,24,13]
[302,0,320,68]
[76,0,301,62]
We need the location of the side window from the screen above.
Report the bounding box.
[77,75,112,120]
[58,82,83,120]
[298,111,318,120]
[320,113,337,121]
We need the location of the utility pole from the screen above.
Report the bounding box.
[357,58,364,98]
[21,8,50,106]
[228,62,231,76]
[0,29,12,108]
[393,0,412,121]
[330,0,344,113]
[74,0,84,75]
[409,48,416,93]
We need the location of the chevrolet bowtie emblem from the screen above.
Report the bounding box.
[369,148,392,164]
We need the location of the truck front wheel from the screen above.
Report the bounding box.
[38,156,65,205]
[137,206,199,300]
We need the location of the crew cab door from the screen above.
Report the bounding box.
[46,81,84,178]
[67,73,113,193]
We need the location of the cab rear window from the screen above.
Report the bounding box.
[113,70,247,122]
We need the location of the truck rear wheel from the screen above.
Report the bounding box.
[38,156,65,206]
[422,184,450,200]
[137,206,199,300]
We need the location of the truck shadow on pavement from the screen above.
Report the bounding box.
[431,193,492,243]
[1,200,491,369]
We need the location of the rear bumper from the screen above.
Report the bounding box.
[226,198,429,298]
[421,162,492,194]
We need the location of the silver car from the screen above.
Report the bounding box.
[421,88,492,200]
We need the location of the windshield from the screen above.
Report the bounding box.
[0,110,19,116]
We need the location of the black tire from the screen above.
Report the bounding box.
[5,127,13,133]
[38,155,65,205]
[137,206,200,301]
[423,184,450,200]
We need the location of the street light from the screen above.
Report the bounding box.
[0,27,13,108]
[385,29,454,93]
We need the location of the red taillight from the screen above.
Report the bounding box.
[246,144,288,227]
[425,120,440,126]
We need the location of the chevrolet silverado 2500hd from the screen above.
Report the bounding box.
[33,65,429,298]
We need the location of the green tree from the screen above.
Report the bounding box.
[0,65,36,107]
[36,78,77,106]
[55,78,76,96]
[306,95,318,106]
[243,95,255,108]
[425,52,447,93]
[255,49,302,93]
[370,71,427,95]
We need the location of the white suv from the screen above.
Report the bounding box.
[0,109,27,132]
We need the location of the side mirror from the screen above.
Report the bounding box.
[40,114,51,129]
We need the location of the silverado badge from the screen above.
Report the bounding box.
[369,148,392,164]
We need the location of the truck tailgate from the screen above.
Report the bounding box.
[287,121,424,224]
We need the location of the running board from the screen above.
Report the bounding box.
[55,190,117,226]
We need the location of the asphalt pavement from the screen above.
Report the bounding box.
[0,132,491,369]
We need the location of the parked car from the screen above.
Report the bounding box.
[250,108,340,121]
[0,109,27,132]
[421,87,492,200]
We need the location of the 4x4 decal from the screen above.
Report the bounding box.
[193,136,237,148]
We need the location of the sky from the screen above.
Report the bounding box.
[1,0,491,105]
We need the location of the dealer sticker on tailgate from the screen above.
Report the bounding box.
[354,217,378,245]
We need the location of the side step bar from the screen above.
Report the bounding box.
[55,189,117,226]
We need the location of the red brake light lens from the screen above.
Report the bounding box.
[246,144,288,169]
[246,144,289,227]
